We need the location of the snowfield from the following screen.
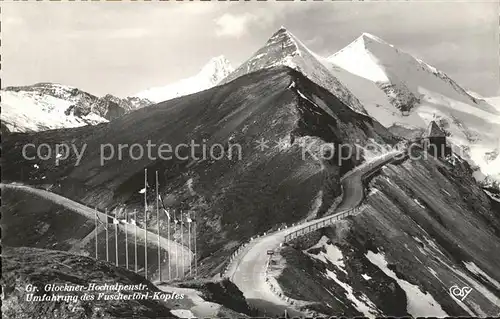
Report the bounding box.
[1,90,108,132]
[328,33,500,183]
[306,236,347,274]
[366,251,448,317]
[306,236,381,317]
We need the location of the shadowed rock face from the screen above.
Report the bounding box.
[2,66,397,270]
[275,150,500,317]
[1,247,178,319]
[222,28,367,115]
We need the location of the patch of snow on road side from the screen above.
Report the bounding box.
[325,269,380,318]
[463,261,500,290]
[383,176,394,185]
[414,198,426,209]
[422,236,446,257]
[159,285,221,318]
[171,309,196,318]
[306,236,347,274]
[426,267,445,286]
[368,188,380,196]
[361,274,372,281]
[366,251,448,317]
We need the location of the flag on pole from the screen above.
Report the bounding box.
[187,212,192,277]
[105,208,109,262]
[156,170,162,282]
[114,217,119,266]
[139,187,146,194]
[193,213,197,278]
[163,208,171,220]
[134,209,138,273]
[96,214,105,226]
[130,219,137,226]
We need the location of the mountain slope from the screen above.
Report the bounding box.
[274,149,500,317]
[326,62,427,129]
[485,96,500,111]
[221,27,367,115]
[328,33,500,183]
[2,247,178,319]
[329,33,490,112]
[1,83,153,133]
[2,66,398,277]
[135,56,234,103]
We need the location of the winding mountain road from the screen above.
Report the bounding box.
[1,183,192,279]
[2,149,405,317]
[224,150,406,317]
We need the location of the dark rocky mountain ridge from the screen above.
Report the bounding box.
[3,66,398,275]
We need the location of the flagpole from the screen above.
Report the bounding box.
[134,209,138,273]
[167,210,171,281]
[144,168,148,280]
[180,214,184,279]
[94,207,98,260]
[175,211,178,279]
[105,208,109,262]
[156,171,161,282]
[115,217,118,266]
[188,213,192,277]
[194,214,197,278]
[125,209,129,270]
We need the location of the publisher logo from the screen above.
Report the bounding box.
[449,285,473,301]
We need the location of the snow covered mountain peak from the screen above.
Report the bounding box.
[328,32,500,184]
[135,56,234,103]
[1,82,154,133]
[221,28,367,115]
[360,32,392,46]
[1,85,109,133]
[330,32,482,112]
[265,27,304,57]
[198,55,234,85]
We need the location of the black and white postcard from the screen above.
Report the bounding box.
[2,1,500,318]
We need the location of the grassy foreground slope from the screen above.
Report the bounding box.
[1,247,178,319]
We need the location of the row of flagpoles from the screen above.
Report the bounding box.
[93,168,197,282]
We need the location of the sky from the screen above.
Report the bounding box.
[2,1,499,97]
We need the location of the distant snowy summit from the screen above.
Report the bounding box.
[328,32,500,183]
[134,55,234,103]
[1,83,153,133]
[329,32,482,113]
[221,27,368,115]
